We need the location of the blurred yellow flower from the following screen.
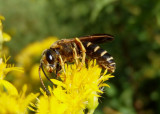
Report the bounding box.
[2,32,11,42]
[0,15,5,20]
[16,37,58,68]
[0,15,11,56]
[0,85,39,114]
[30,63,46,81]
[36,60,114,114]
[0,15,5,30]
[0,16,11,42]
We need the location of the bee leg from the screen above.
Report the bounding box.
[58,55,66,81]
[56,63,61,79]
[75,38,86,65]
[73,47,78,66]
[58,55,65,73]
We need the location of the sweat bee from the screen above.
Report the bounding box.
[39,34,116,95]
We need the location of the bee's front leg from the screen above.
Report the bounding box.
[58,55,66,81]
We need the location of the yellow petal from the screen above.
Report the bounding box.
[51,79,66,88]
[0,80,18,96]
[99,83,110,88]
[40,88,47,97]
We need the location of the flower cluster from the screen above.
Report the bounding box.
[35,60,114,114]
[0,54,38,114]
[0,84,38,114]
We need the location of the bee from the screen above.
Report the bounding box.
[39,34,116,95]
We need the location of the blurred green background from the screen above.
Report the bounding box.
[0,0,160,113]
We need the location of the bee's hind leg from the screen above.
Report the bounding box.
[74,38,86,65]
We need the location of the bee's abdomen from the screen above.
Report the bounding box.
[82,42,116,73]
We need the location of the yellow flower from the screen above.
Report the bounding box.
[36,60,114,114]
[0,85,39,114]
[0,56,23,95]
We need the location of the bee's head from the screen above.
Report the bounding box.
[40,49,58,73]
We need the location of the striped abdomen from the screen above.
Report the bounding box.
[82,42,116,73]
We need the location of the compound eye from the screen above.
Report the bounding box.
[46,50,54,64]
